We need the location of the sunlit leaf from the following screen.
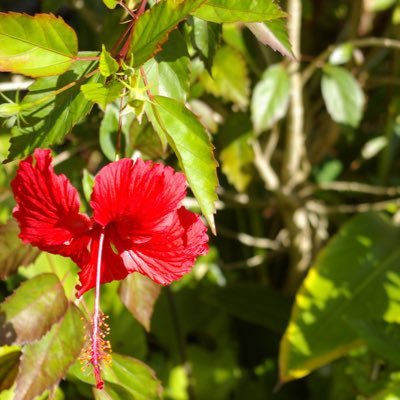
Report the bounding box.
[0,13,78,77]
[99,45,119,77]
[321,65,365,128]
[119,273,161,332]
[246,20,294,59]
[194,0,286,23]
[130,0,205,67]
[200,46,250,110]
[0,219,40,280]
[148,96,218,234]
[219,112,254,192]
[280,213,400,382]
[142,30,190,102]
[81,80,123,110]
[0,273,68,345]
[70,353,163,399]
[14,305,85,400]
[102,0,118,9]
[190,17,222,71]
[0,346,20,392]
[251,63,290,134]
[5,54,103,162]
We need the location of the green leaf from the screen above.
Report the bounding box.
[70,353,163,399]
[219,112,254,192]
[0,13,78,77]
[0,219,40,280]
[82,170,95,204]
[148,95,218,234]
[5,55,103,162]
[0,273,68,346]
[119,274,161,332]
[194,0,286,23]
[99,102,134,161]
[279,213,400,382]
[246,20,294,59]
[102,0,118,9]
[0,346,21,392]
[190,17,222,71]
[348,320,400,366]
[81,80,123,110]
[251,63,290,134]
[329,44,354,65]
[200,46,250,110]
[142,30,190,102]
[203,284,291,333]
[130,0,206,67]
[321,65,365,128]
[14,305,85,400]
[99,45,119,77]
[128,118,166,160]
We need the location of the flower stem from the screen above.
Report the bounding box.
[92,228,106,390]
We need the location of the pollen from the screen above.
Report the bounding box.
[79,311,112,389]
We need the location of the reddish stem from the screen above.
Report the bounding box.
[138,0,148,16]
[140,67,154,101]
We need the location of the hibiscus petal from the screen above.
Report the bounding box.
[115,207,209,285]
[11,149,91,265]
[90,158,187,240]
[76,227,130,297]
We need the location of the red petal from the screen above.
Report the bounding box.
[76,226,130,297]
[11,149,91,265]
[114,207,209,285]
[90,158,187,241]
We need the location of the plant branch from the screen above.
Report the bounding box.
[302,37,400,85]
[217,225,282,250]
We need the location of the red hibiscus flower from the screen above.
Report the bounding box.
[11,148,209,389]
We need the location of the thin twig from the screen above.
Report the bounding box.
[316,181,400,196]
[217,225,281,250]
[302,37,400,85]
[307,198,400,214]
[251,140,279,191]
[0,80,33,92]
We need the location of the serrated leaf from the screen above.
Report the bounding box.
[0,273,68,346]
[14,304,85,400]
[321,65,365,128]
[81,81,123,110]
[246,20,294,59]
[200,46,249,110]
[251,63,290,134]
[69,353,163,399]
[190,17,222,71]
[194,0,286,23]
[130,0,205,67]
[0,13,78,77]
[148,96,218,234]
[0,346,20,392]
[119,273,161,332]
[99,45,119,77]
[279,213,400,382]
[142,30,190,102]
[219,113,254,192]
[0,219,40,280]
[102,0,118,9]
[5,55,103,162]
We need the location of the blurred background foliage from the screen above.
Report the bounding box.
[1,0,400,399]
